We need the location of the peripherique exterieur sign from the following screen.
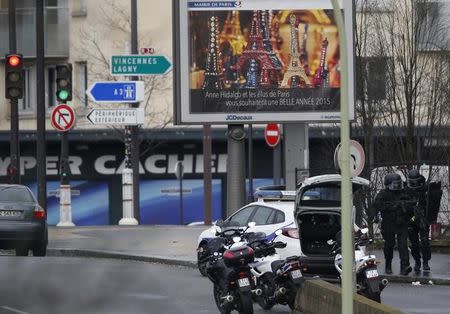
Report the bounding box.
[173,0,355,124]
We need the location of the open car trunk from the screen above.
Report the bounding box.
[298,210,340,256]
[294,175,370,278]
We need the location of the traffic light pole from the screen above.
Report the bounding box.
[8,0,20,184]
[57,130,74,227]
[36,0,47,210]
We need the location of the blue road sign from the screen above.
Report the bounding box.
[86,81,144,103]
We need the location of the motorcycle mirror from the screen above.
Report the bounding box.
[213,252,219,257]
[247,221,256,228]
[233,236,242,243]
[327,239,335,245]
[275,229,282,236]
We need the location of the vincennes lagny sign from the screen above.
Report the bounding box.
[0,154,227,176]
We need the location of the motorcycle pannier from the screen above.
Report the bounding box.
[223,246,255,267]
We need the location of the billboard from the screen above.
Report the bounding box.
[173,0,355,124]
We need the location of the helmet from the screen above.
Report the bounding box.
[384,173,403,191]
[407,169,425,189]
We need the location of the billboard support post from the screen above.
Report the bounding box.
[227,125,246,216]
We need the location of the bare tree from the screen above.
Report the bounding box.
[73,0,173,150]
[354,0,450,234]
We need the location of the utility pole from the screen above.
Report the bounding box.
[36,0,46,210]
[8,0,20,184]
[130,0,140,222]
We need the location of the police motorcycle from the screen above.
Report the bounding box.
[198,220,244,277]
[247,231,303,310]
[206,222,270,314]
[327,229,388,303]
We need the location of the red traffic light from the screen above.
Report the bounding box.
[7,55,21,67]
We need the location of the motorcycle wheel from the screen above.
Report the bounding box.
[365,290,381,303]
[238,291,254,314]
[197,244,208,277]
[213,285,232,314]
[256,273,276,310]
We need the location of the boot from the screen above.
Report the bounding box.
[423,260,430,271]
[385,262,392,274]
[414,260,421,272]
[400,265,412,276]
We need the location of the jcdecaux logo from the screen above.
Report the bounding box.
[226,115,253,121]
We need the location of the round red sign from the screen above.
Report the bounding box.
[264,123,281,148]
[51,104,75,132]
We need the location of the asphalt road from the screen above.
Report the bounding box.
[0,256,449,314]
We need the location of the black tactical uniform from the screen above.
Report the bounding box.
[406,169,431,272]
[373,173,412,275]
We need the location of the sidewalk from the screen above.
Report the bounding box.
[47,226,450,285]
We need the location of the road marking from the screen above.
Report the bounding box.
[1,306,29,314]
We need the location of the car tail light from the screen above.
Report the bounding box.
[34,207,46,219]
[282,228,299,239]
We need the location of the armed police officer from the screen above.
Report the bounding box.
[373,173,412,275]
[406,169,431,272]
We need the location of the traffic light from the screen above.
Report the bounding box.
[5,54,24,100]
[56,64,72,102]
[60,158,71,184]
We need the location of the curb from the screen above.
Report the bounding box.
[47,248,450,285]
[382,274,450,286]
[47,248,197,269]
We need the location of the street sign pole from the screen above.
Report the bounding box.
[331,1,353,314]
[130,0,140,224]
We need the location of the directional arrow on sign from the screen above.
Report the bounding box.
[86,81,144,103]
[86,108,145,125]
[111,55,172,76]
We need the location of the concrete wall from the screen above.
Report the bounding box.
[292,279,403,314]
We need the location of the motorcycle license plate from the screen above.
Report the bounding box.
[290,270,302,280]
[365,269,378,279]
[238,278,250,287]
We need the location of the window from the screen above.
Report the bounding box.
[72,0,87,16]
[356,57,389,101]
[18,67,33,114]
[251,206,274,225]
[45,65,57,108]
[228,206,256,227]
[274,210,285,224]
[76,62,87,106]
[0,0,7,9]
[416,1,446,50]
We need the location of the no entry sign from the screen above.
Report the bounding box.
[51,104,75,132]
[264,124,281,148]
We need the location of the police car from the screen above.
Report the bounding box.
[197,187,300,275]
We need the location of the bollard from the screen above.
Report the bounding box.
[119,168,138,225]
[57,184,75,227]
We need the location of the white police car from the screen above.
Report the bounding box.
[197,188,301,276]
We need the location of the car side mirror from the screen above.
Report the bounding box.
[361,228,369,234]
[216,219,224,227]
[327,239,335,245]
[275,229,282,236]
[248,221,256,228]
